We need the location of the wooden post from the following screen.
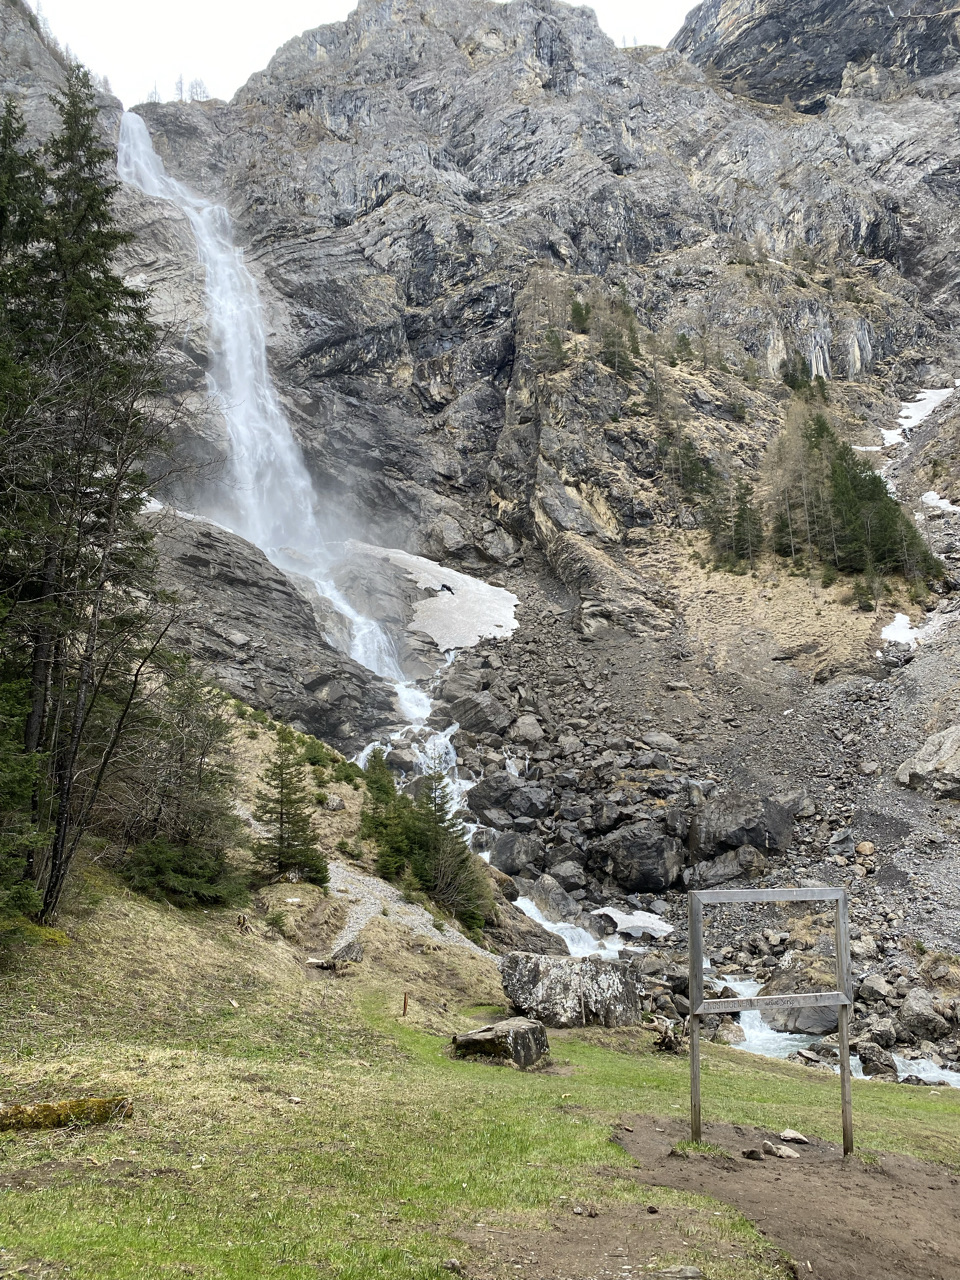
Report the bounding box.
[834,893,854,1156]
[402,992,408,1018]
[688,893,704,1143]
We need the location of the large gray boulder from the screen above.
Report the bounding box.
[452,1017,549,1068]
[898,988,950,1042]
[683,844,767,888]
[450,690,514,736]
[488,831,547,878]
[687,792,793,858]
[588,823,685,893]
[466,771,552,822]
[501,952,647,1028]
[524,873,588,925]
[758,961,840,1035]
[896,726,960,799]
[856,1038,898,1078]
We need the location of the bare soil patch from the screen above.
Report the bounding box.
[459,1192,791,1280]
[617,1115,960,1280]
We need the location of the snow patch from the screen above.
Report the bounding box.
[881,385,957,446]
[352,544,519,651]
[881,612,921,648]
[921,490,960,514]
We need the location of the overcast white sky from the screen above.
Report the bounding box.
[30,1,697,109]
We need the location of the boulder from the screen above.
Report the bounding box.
[467,770,521,816]
[896,726,960,798]
[509,714,544,745]
[687,791,793,858]
[501,952,647,1028]
[589,823,685,893]
[856,1039,898,1078]
[450,690,515,736]
[870,1017,897,1049]
[898,988,950,1041]
[758,962,840,1035]
[683,844,767,888]
[488,832,547,877]
[642,730,681,754]
[452,1017,549,1068]
[548,858,587,891]
[508,784,553,820]
[858,972,893,1003]
[526,873,587,924]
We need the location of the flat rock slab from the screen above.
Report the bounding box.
[617,1116,960,1280]
[452,1017,548,1069]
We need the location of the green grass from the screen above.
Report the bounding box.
[0,887,958,1279]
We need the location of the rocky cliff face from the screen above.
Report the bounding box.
[129,0,930,617]
[673,0,960,112]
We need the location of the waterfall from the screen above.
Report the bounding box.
[117,112,592,956]
[117,111,429,718]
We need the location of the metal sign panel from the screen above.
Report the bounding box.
[688,886,854,1155]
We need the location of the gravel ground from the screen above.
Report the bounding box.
[326,860,489,958]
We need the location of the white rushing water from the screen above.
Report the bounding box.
[515,898,621,958]
[722,977,960,1088]
[117,111,430,717]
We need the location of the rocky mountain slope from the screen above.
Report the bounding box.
[673,0,960,112]
[5,0,960,974]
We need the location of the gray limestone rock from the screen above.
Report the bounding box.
[501,952,647,1028]
[452,1017,549,1068]
[687,792,793,858]
[856,1039,899,1077]
[898,988,950,1041]
[148,511,398,750]
[488,832,548,878]
[896,725,960,798]
[673,0,960,112]
[683,844,768,888]
[590,823,686,893]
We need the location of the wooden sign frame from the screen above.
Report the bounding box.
[687,886,854,1155]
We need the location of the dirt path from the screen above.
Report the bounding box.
[465,1115,960,1280]
[618,1116,960,1280]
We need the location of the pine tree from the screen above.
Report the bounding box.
[254,728,328,885]
[0,70,172,920]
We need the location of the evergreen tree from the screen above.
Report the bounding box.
[570,299,592,333]
[0,70,172,920]
[254,728,328,885]
[361,751,493,932]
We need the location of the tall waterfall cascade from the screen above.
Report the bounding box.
[115,112,587,952]
[116,111,429,721]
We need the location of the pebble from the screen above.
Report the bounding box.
[763,1140,800,1159]
[779,1129,810,1144]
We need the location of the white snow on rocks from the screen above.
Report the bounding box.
[354,544,519,651]
[589,906,675,941]
[921,490,960,514]
[881,613,921,648]
[881,385,957,446]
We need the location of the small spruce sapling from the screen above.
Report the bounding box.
[253,727,328,886]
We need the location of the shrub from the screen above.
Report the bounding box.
[119,838,247,908]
